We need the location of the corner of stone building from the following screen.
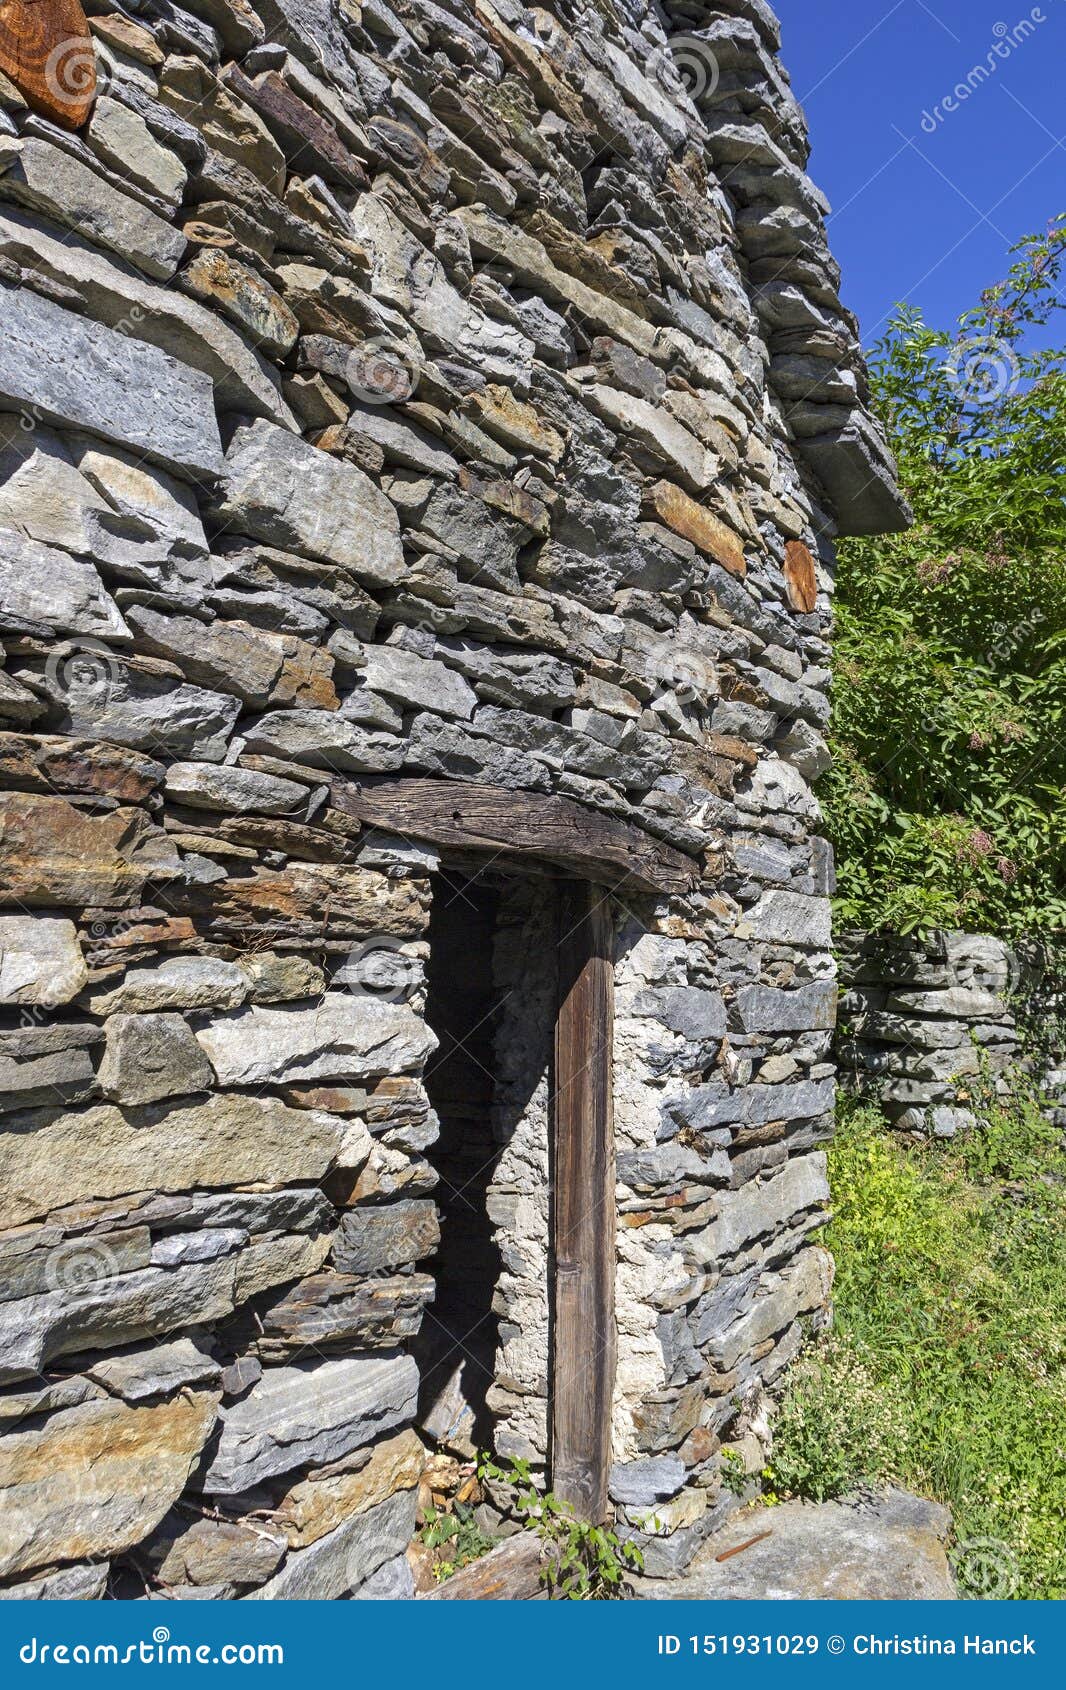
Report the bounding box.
[0,0,905,1596]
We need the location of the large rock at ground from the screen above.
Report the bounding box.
[200,1353,419,1494]
[145,1513,286,1592]
[0,915,87,1006]
[0,1387,221,1579]
[210,420,404,589]
[0,287,223,481]
[195,995,435,1086]
[639,1491,957,1599]
[0,1093,344,1228]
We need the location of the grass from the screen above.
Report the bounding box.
[766,1085,1066,1599]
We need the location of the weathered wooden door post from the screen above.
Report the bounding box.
[551,881,617,1523]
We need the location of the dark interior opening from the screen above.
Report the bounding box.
[415,871,506,1453]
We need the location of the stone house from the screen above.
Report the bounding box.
[0,0,905,1597]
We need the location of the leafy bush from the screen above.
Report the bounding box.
[825,218,1066,938]
[767,1096,1066,1598]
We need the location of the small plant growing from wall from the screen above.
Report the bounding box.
[477,1456,645,1599]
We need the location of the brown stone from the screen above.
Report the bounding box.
[784,539,818,614]
[0,1387,221,1579]
[0,1,97,130]
[645,482,747,578]
[0,733,164,804]
[462,385,565,464]
[183,863,429,941]
[0,793,172,910]
[180,249,299,359]
[274,1428,425,1549]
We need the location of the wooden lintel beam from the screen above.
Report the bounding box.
[328,777,699,897]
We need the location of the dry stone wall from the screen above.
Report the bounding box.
[0,0,903,1596]
[838,930,1066,1137]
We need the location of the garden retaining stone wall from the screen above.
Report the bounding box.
[837,930,1066,1137]
[0,0,904,1595]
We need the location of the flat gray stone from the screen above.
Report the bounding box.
[0,209,294,427]
[0,915,87,1007]
[98,1013,215,1106]
[212,420,404,589]
[0,1562,109,1600]
[243,710,404,773]
[195,995,435,1087]
[85,1337,221,1403]
[164,762,311,815]
[360,645,476,720]
[249,1486,417,1599]
[609,1456,687,1507]
[640,1491,956,1600]
[0,286,223,481]
[333,1199,441,1275]
[0,526,129,640]
[0,137,186,280]
[200,1353,419,1494]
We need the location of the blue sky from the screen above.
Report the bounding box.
[774,0,1066,348]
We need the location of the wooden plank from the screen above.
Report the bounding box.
[551,881,616,1523]
[329,777,699,896]
[0,2,97,129]
[418,1532,547,1600]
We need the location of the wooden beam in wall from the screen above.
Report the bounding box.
[0,2,98,130]
[329,777,699,897]
[551,881,616,1524]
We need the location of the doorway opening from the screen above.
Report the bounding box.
[415,871,508,1454]
[413,866,617,1520]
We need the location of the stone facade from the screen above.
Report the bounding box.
[0,0,904,1596]
[838,930,1066,1137]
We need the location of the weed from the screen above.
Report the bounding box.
[767,1094,1066,1598]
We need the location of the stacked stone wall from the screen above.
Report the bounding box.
[838,930,1066,1137]
[0,0,902,1596]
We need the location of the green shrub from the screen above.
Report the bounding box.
[767,1096,1066,1598]
[825,217,1066,939]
